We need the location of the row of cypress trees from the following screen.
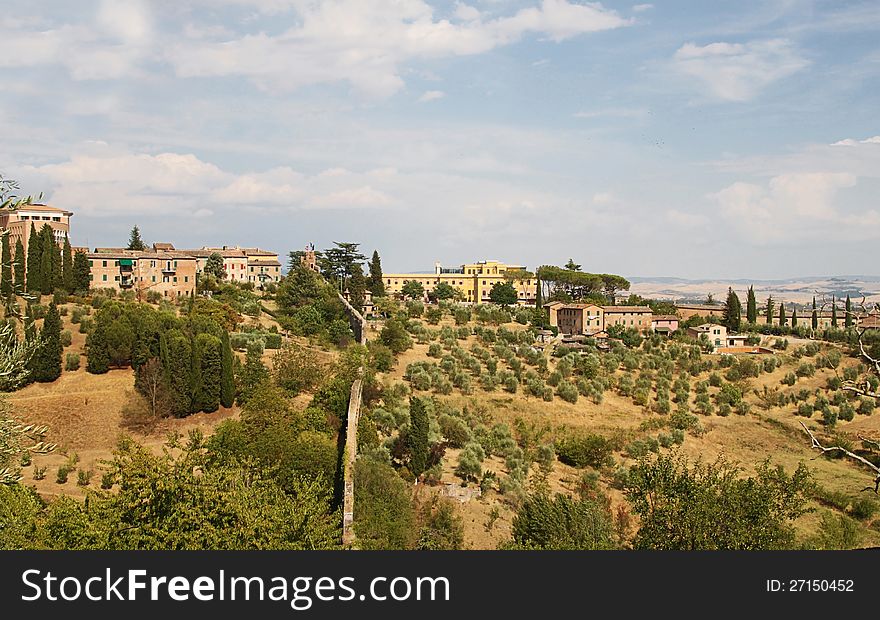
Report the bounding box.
[85,300,234,416]
[1,223,91,299]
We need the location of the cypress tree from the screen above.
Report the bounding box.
[367,250,385,297]
[220,330,235,408]
[160,329,193,417]
[0,233,11,299]
[535,272,543,310]
[778,303,786,326]
[791,307,798,327]
[32,302,62,382]
[348,266,366,310]
[746,286,757,324]
[86,319,110,374]
[62,235,73,293]
[26,224,41,294]
[13,238,24,295]
[845,295,853,329]
[831,296,838,328]
[73,250,91,293]
[39,224,54,295]
[722,287,741,331]
[765,296,774,325]
[811,297,818,330]
[407,396,429,478]
[192,333,221,413]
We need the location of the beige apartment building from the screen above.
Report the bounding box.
[179,245,282,285]
[0,203,72,256]
[89,250,197,298]
[383,260,538,304]
[546,302,654,335]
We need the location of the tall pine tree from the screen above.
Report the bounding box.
[73,250,91,293]
[62,235,73,293]
[811,297,818,330]
[831,296,838,328]
[367,250,385,297]
[791,307,798,327]
[746,285,757,324]
[765,296,774,325]
[778,303,786,326]
[127,225,146,251]
[26,224,41,294]
[407,396,429,478]
[13,238,24,295]
[0,233,11,299]
[845,295,853,329]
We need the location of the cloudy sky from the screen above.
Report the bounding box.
[1,0,879,279]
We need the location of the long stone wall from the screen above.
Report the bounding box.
[337,294,367,547]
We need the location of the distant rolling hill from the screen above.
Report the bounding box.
[626,275,880,306]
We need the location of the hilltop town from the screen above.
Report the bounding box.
[1,199,879,552]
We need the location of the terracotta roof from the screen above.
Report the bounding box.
[8,204,73,216]
[248,259,281,266]
[152,242,175,251]
[87,250,196,260]
[652,315,680,321]
[860,315,880,329]
[179,249,247,258]
[602,305,652,313]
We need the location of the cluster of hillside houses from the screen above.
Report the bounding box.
[0,203,281,299]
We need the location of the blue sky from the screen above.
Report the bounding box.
[1,0,879,279]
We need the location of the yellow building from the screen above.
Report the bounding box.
[383,260,537,304]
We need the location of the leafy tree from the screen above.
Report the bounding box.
[765,295,774,325]
[134,357,173,420]
[160,329,193,417]
[61,235,73,293]
[30,303,61,383]
[12,239,24,295]
[367,250,385,297]
[319,242,365,291]
[845,295,853,328]
[220,331,235,408]
[273,342,325,395]
[204,252,226,279]
[105,319,135,367]
[127,225,146,251]
[72,250,90,293]
[721,287,741,331]
[379,318,412,354]
[401,279,424,300]
[746,286,757,323]
[276,264,322,309]
[25,224,41,294]
[812,297,818,330]
[625,453,811,550]
[354,459,416,550]
[407,397,429,478]
[415,496,465,550]
[489,281,518,306]
[508,490,615,550]
[236,341,269,405]
[433,282,455,300]
[564,258,581,271]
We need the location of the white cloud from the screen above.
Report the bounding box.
[832,135,880,146]
[165,0,631,97]
[592,191,615,205]
[632,4,653,12]
[574,107,648,119]
[672,39,808,102]
[418,90,445,102]
[711,172,880,242]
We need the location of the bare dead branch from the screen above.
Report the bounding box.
[800,421,880,493]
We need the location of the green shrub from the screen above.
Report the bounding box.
[556,433,614,469]
[77,469,93,487]
[65,353,80,371]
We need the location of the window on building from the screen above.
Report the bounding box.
[102,274,107,281]
[102,260,107,267]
